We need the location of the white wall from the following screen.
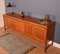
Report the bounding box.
[5,0,60,43]
[0,0,5,27]
[5,0,13,13]
[12,0,60,21]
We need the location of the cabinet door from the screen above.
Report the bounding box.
[25,23,32,37]
[33,26,45,42]
[9,18,16,30]
[19,21,25,34]
[14,19,25,34]
[13,19,20,31]
[3,16,12,29]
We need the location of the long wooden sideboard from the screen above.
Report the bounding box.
[3,13,55,52]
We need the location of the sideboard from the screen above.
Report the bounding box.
[3,13,55,52]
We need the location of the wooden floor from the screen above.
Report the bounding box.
[28,46,60,54]
[0,27,60,54]
[0,27,9,54]
[0,47,9,54]
[0,27,8,36]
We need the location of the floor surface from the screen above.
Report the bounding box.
[0,28,60,54]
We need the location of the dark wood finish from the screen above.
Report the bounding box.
[3,13,56,52]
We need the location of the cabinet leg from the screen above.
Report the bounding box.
[51,41,53,46]
[51,37,54,46]
[44,42,47,53]
[4,26,8,31]
[4,27,6,31]
[44,47,46,53]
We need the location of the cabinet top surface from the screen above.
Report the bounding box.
[4,13,55,27]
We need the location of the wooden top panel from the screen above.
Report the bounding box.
[3,13,55,28]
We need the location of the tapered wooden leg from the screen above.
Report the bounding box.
[51,36,54,46]
[44,47,46,53]
[4,26,8,31]
[4,26,6,31]
[52,38,54,46]
[44,41,47,53]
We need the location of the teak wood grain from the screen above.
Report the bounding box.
[3,13,56,52]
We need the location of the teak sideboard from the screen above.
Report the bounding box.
[3,13,55,52]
